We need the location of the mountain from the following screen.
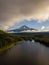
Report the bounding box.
[19,25,30,30]
[7,25,36,33]
[18,25,35,30]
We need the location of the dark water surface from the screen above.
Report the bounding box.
[0,41,49,65]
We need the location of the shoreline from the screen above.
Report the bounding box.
[0,41,23,54]
[34,38,49,47]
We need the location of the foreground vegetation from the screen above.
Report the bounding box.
[0,30,23,52]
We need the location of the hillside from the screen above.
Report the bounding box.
[0,30,23,49]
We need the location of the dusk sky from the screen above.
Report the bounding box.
[0,0,49,31]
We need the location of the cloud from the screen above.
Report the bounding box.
[0,0,49,30]
[41,26,45,30]
[40,26,49,31]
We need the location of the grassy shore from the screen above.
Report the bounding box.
[0,41,23,54]
[34,36,49,47]
[21,34,49,47]
[0,30,24,53]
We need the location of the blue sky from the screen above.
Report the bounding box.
[9,19,49,30]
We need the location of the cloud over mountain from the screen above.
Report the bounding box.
[0,0,49,30]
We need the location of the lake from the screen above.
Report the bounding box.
[0,40,49,65]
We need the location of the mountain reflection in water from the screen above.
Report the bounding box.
[0,41,49,65]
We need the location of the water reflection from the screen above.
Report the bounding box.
[0,41,49,65]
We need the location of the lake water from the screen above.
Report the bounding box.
[0,41,49,65]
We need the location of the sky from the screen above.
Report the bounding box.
[0,0,49,31]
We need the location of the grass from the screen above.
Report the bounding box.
[34,36,49,47]
[0,30,24,53]
[0,41,23,54]
[18,33,49,47]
